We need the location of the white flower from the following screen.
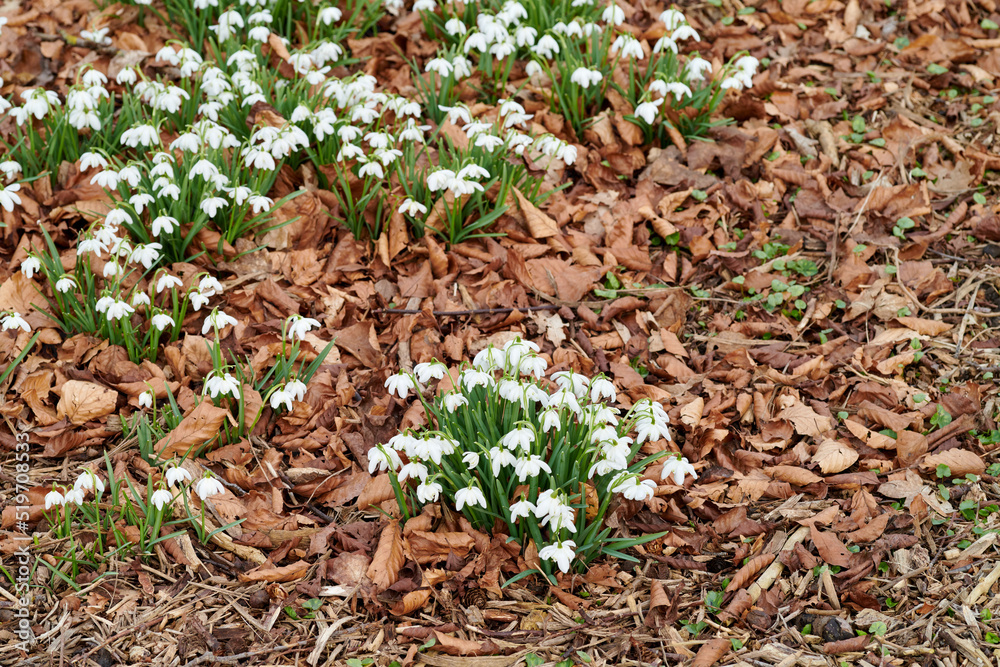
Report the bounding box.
[0,160,22,179]
[489,446,517,476]
[533,489,561,518]
[398,460,429,482]
[444,393,469,413]
[1,311,30,332]
[518,354,548,378]
[588,455,627,478]
[501,427,534,453]
[80,152,108,171]
[462,451,480,469]
[194,476,226,500]
[138,390,155,408]
[319,6,342,24]
[461,369,494,391]
[385,372,417,399]
[610,473,657,501]
[672,25,700,42]
[413,436,455,465]
[131,243,162,270]
[454,484,488,511]
[612,34,644,59]
[661,454,697,485]
[198,276,224,296]
[148,312,173,331]
[189,292,210,311]
[510,499,535,520]
[20,256,40,280]
[602,3,624,24]
[165,464,191,487]
[152,274,181,296]
[473,346,505,371]
[204,372,241,400]
[151,488,173,510]
[55,276,77,293]
[590,377,616,403]
[539,540,577,573]
[514,455,551,482]
[45,489,65,509]
[399,198,428,217]
[286,315,320,340]
[416,480,442,503]
[552,371,590,398]
[659,9,686,30]
[635,99,663,124]
[74,470,105,496]
[203,309,238,335]
[285,379,307,402]
[540,409,561,433]
[201,196,228,217]
[269,388,294,412]
[548,388,581,415]
[414,361,447,383]
[685,57,713,81]
[105,300,134,321]
[64,488,86,505]
[368,445,402,474]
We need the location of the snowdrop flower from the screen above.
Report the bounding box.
[285,315,320,341]
[156,273,183,294]
[414,361,447,383]
[91,169,120,189]
[359,160,384,179]
[131,243,162,270]
[138,390,154,408]
[532,35,559,58]
[570,67,603,89]
[518,354,548,379]
[151,488,173,510]
[427,168,456,192]
[426,58,453,77]
[602,3,624,24]
[444,17,466,35]
[385,372,417,399]
[444,393,469,413]
[105,300,134,321]
[130,193,155,214]
[589,454,627,478]
[398,460,429,482]
[461,369,494,391]
[116,67,137,85]
[454,483,487,511]
[368,445,403,474]
[462,451,480,469]
[285,379,307,402]
[473,345,505,371]
[413,436,456,465]
[165,464,191,487]
[75,470,105,496]
[198,276,224,297]
[439,104,472,125]
[204,372,241,400]
[64,488,86,506]
[510,499,535,520]
[150,312,174,331]
[661,454,697,485]
[319,7,342,24]
[416,480,442,503]
[539,409,561,433]
[685,57,713,81]
[131,292,150,308]
[610,473,656,501]
[194,475,226,500]
[672,25,700,42]
[55,276,77,293]
[653,36,677,54]
[659,9,686,30]
[525,60,543,78]
[539,540,576,573]
[501,426,535,453]
[635,98,663,124]
[1,311,30,332]
[514,455,551,482]
[0,160,21,179]
[121,124,160,148]
[399,198,428,217]
[201,196,228,217]
[552,371,589,398]
[189,292,210,311]
[202,309,237,334]
[249,195,273,214]
[612,34,644,59]
[20,256,40,280]
[548,388,582,415]
[45,488,66,509]
[489,446,518,476]
[590,377,616,403]
[268,387,293,412]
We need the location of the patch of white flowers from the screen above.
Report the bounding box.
[369,337,697,576]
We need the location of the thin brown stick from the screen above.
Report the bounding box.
[374,304,562,316]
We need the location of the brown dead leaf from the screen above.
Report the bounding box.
[56,381,118,425]
[844,419,896,450]
[513,188,558,238]
[777,401,834,437]
[239,560,310,583]
[155,401,229,457]
[367,522,405,593]
[922,449,985,477]
[813,439,859,474]
[810,524,852,567]
[690,638,730,667]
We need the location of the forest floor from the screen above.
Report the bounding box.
[3,0,1000,666]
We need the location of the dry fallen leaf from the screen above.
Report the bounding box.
[57,381,118,425]
[155,401,229,457]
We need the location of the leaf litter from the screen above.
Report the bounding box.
[3,0,1000,666]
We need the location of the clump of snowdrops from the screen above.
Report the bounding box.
[41,456,238,578]
[369,338,698,581]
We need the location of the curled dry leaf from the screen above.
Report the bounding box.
[155,401,229,458]
[679,396,705,428]
[725,553,776,593]
[367,521,405,593]
[56,380,118,425]
[238,560,310,583]
[765,465,823,486]
[922,449,985,477]
[812,439,859,474]
[844,419,896,450]
[690,637,730,667]
[406,530,475,564]
[357,473,396,510]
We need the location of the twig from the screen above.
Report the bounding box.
[180,639,316,667]
[374,305,562,316]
